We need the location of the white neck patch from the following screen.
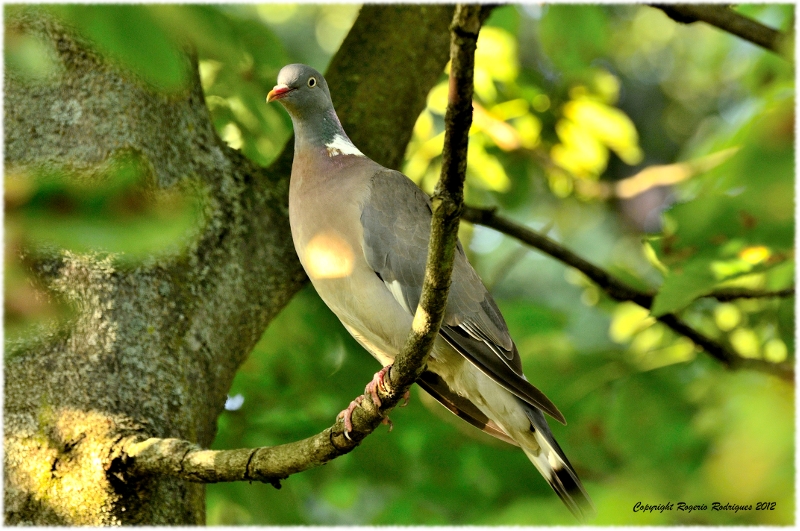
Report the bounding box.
[325,134,364,157]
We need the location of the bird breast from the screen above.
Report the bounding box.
[288,155,413,360]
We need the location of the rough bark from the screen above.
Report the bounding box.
[4,5,454,525]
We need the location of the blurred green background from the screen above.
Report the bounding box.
[5,4,794,525]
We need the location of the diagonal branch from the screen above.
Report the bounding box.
[462,207,657,306]
[121,4,486,486]
[651,4,790,56]
[461,206,794,381]
[707,286,795,302]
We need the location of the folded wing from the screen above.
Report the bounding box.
[360,169,565,425]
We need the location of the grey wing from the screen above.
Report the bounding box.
[417,370,519,446]
[360,169,565,424]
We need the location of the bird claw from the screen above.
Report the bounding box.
[337,365,410,438]
[337,395,364,436]
[400,389,411,407]
[364,366,391,408]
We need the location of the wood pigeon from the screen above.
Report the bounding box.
[267,63,594,520]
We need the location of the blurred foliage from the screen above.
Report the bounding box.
[5,3,795,525]
[4,151,203,344]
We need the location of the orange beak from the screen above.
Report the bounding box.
[267,84,294,103]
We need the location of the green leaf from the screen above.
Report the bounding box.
[651,259,717,316]
[642,239,668,275]
[50,5,188,92]
[539,5,610,79]
[651,90,794,314]
[11,154,202,261]
[5,29,58,82]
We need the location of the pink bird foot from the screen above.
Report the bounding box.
[365,365,411,406]
[337,365,412,439]
[365,366,391,407]
[399,388,411,407]
[337,395,364,440]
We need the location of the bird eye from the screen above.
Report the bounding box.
[308,77,317,88]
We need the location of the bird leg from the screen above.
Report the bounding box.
[366,365,411,407]
[364,366,391,407]
[337,365,411,439]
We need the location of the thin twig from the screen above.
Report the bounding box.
[461,205,794,381]
[462,206,656,307]
[707,286,795,302]
[652,4,789,55]
[122,4,486,485]
[388,4,482,392]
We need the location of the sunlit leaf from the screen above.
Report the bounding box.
[512,114,542,149]
[609,302,655,343]
[729,328,760,358]
[763,338,788,362]
[713,303,741,332]
[563,97,643,165]
[651,259,717,316]
[474,27,519,103]
[551,119,607,178]
[466,138,512,192]
[739,245,771,265]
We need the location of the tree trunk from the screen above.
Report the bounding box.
[4,5,453,525]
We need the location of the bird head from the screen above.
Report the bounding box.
[267,64,333,118]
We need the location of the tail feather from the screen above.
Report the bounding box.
[519,402,595,521]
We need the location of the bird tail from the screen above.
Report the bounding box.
[517,402,595,521]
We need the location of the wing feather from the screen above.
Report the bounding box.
[360,169,564,424]
[417,371,519,446]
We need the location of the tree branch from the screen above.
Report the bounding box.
[461,206,794,381]
[707,286,795,302]
[652,4,790,56]
[463,206,656,307]
[121,4,485,486]
[387,4,483,393]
